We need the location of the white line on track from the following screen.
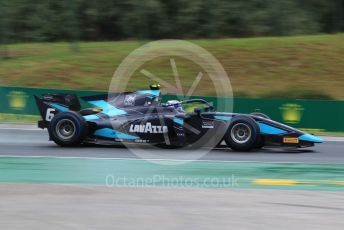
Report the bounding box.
[0,127,42,131]
[321,136,344,142]
[0,154,344,165]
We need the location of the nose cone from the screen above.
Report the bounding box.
[299,134,323,143]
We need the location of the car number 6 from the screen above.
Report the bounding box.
[46,108,56,121]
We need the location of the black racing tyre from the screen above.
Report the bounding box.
[224,116,259,151]
[48,111,88,146]
[250,112,271,120]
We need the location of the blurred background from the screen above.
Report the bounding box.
[0,0,343,99]
[1,0,343,41]
[0,0,343,131]
[0,2,344,229]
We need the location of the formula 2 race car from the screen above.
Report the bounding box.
[34,85,323,151]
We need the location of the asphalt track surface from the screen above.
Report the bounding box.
[1,184,343,230]
[0,127,343,163]
[1,125,344,229]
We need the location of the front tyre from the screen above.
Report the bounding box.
[48,111,87,146]
[224,116,259,151]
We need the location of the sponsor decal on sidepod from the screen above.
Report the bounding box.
[130,122,168,134]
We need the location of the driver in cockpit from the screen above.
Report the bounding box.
[165,100,185,113]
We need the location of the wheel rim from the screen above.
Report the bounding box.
[230,123,252,144]
[55,119,76,140]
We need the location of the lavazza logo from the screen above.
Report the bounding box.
[129,122,168,134]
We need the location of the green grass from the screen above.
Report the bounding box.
[0,113,40,123]
[1,34,344,99]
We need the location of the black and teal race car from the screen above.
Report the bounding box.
[34,85,323,151]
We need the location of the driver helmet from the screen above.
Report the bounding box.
[166,100,184,112]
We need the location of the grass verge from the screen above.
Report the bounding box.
[0,34,343,99]
[0,113,40,123]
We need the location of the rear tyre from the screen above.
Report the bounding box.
[224,116,259,151]
[48,111,88,146]
[250,112,271,120]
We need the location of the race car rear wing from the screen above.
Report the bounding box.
[34,94,81,129]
